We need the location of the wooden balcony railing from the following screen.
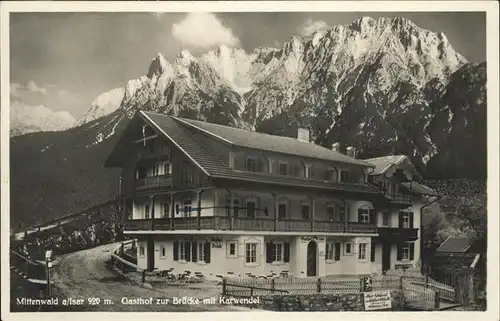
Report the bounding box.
[377,227,419,241]
[135,174,172,190]
[386,192,412,204]
[124,217,378,234]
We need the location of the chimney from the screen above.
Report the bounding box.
[297,127,310,143]
[346,146,357,158]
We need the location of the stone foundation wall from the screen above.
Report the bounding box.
[247,291,405,311]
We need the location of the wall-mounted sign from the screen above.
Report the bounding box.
[211,237,223,248]
[300,236,325,243]
[364,291,392,311]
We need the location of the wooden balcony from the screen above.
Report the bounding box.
[386,192,412,205]
[124,217,377,234]
[377,227,419,241]
[135,174,172,191]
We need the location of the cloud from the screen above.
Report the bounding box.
[172,13,240,48]
[10,81,48,98]
[27,80,48,95]
[299,19,330,36]
[10,83,22,97]
[10,101,76,136]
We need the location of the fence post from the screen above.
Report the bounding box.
[142,270,146,283]
[317,278,322,293]
[434,291,440,309]
[399,276,403,290]
[222,278,227,296]
[359,278,364,292]
[424,275,429,289]
[271,278,275,293]
[250,287,254,298]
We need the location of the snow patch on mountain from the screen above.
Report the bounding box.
[77,87,125,126]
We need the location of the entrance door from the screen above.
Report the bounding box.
[306,241,317,277]
[382,242,391,272]
[147,238,155,271]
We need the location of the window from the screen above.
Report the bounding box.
[227,241,237,258]
[400,243,410,260]
[301,204,310,220]
[233,199,240,217]
[179,241,187,261]
[401,212,410,228]
[153,163,160,176]
[163,163,171,175]
[198,241,206,262]
[247,201,256,218]
[326,243,335,261]
[139,245,145,257]
[382,212,390,226]
[338,203,347,222]
[358,208,370,223]
[268,158,276,173]
[345,243,352,254]
[183,199,192,217]
[162,203,169,218]
[160,245,166,258]
[304,164,312,178]
[358,243,367,260]
[246,157,258,172]
[144,205,150,219]
[370,243,376,262]
[326,205,335,221]
[278,203,287,219]
[339,170,349,182]
[246,243,257,263]
[272,243,283,262]
[266,241,290,264]
[278,161,288,175]
[229,152,236,169]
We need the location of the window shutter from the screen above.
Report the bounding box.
[284,242,290,263]
[370,243,376,262]
[204,242,211,263]
[334,243,341,261]
[191,242,197,262]
[173,241,179,261]
[357,209,362,223]
[409,243,415,260]
[396,244,402,261]
[409,212,414,228]
[398,212,403,228]
[370,209,376,224]
[266,243,273,263]
[185,241,191,262]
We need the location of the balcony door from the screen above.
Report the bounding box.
[382,242,391,272]
[306,241,317,277]
[147,237,155,271]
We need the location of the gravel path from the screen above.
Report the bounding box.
[51,243,248,312]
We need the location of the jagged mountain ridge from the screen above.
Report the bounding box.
[76,17,470,167]
[10,16,486,228]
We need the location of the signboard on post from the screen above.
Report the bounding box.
[45,250,53,260]
[364,291,392,311]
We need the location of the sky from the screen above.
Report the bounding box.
[9,11,486,123]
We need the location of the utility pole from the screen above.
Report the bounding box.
[45,250,52,297]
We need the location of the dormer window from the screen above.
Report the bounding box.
[229,152,236,169]
[339,170,349,182]
[278,161,288,175]
[246,156,258,172]
[304,164,312,178]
